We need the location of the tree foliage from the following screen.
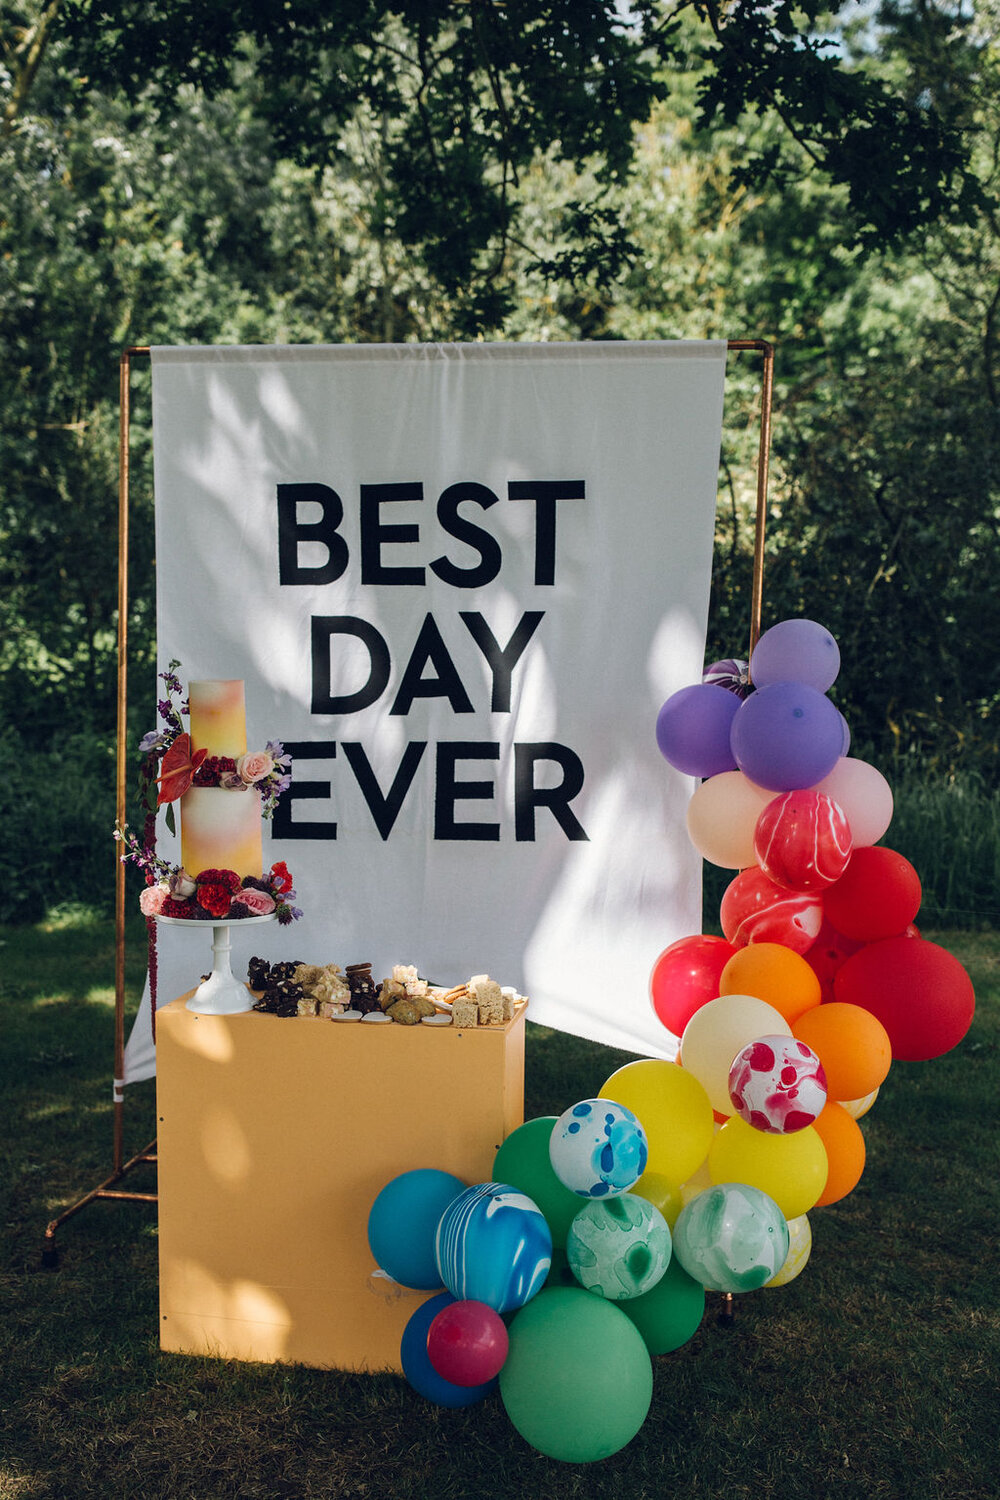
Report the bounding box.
[27,0,987,327]
[0,0,997,810]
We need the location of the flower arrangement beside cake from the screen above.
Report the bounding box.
[115,662,301,925]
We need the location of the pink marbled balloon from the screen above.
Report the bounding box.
[728,1035,828,1135]
[754,790,853,893]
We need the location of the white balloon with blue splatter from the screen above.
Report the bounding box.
[548,1099,648,1199]
[434,1183,552,1314]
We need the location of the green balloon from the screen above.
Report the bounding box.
[493,1118,582,1248]
[499,1288,653,1463]
[621,1255,706,1355]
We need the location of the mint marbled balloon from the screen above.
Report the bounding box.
[566,1195,672,1301]
[672,1183,789,1293]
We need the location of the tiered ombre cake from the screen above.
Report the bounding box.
[180,680,264,880]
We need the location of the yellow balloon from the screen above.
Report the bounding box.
[839,1086,880,1120]
[686,771,774,868]
[766,1213,812,1287]
[680,994,792,1117]
[600,1060,714,1185]
[631,1171,684,1230]
[709,1115,828,1219]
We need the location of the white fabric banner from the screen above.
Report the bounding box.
[123,341,726,1084]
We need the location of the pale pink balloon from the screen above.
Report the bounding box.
[811,757,894,847]
[686,771,775,869]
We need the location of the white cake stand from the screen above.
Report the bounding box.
[157,912,277,1015]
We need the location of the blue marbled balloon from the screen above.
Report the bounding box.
[434,1183,552,1314]
[549,1099,648,1199]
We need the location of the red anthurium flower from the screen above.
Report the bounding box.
[157,733,208,805]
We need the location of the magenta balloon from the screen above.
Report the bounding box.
[730,682,845,792]
[655,683,740,778]
[750,619,841,692]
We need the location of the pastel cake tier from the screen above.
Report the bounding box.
[180,680,263,880]
[188,679,248,758]
[181,786,263,881]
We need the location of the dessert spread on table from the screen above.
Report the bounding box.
[248,959,527,1027]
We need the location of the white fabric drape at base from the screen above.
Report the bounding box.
[123,340,727,1084]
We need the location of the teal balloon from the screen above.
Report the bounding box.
[566,1195,671,1301]
[500,1288,653,1463]
[672,1182,790,1293]
[435,1183,552,1314]
[367,1168,465,1290]
[621,1256,706,1354]
[493,1117,583,1247]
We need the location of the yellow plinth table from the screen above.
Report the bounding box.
[155,996,527,1371]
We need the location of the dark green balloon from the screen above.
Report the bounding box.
[620,1255,706,1355]
[493,1117,583,1248]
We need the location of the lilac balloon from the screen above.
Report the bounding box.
[750,620,840,693]
[656,683,740,778]
[729,682,845,792]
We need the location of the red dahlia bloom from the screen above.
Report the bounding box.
[196,883,234,918]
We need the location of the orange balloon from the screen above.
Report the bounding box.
[794,1002,891,1101]
[812,1100,866,1206]
[719,943,821,1025]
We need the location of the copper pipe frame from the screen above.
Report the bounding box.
[45,337,773,1266]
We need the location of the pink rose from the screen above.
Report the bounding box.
[139,884,171,917]
[231,887,276,917]
[237,750,274,786]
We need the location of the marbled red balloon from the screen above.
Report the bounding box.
[754,790,853,893]
[728,1035,828,1135]
[719,867,823,955]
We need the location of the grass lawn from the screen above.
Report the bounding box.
[1,915,997,1500]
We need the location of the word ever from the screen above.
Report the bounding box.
[272,741,589,843]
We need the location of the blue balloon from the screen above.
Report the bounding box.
[435,1183,552,1314]
[400,1292,498,1408]
[368,1169,466,1289]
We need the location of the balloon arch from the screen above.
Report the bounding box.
[366,619,976,1464]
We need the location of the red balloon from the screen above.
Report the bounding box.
[804,916,864,1002]
[823,846,921,942]
[834,936,975,1061]
[426,1299,509,1386]
[720,867,823,954]
[650,935,737,1037]
[754,790,853,892]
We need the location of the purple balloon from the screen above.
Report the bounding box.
[656,683,740,778]
[750,620,840,693]
[729,682,845,791]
